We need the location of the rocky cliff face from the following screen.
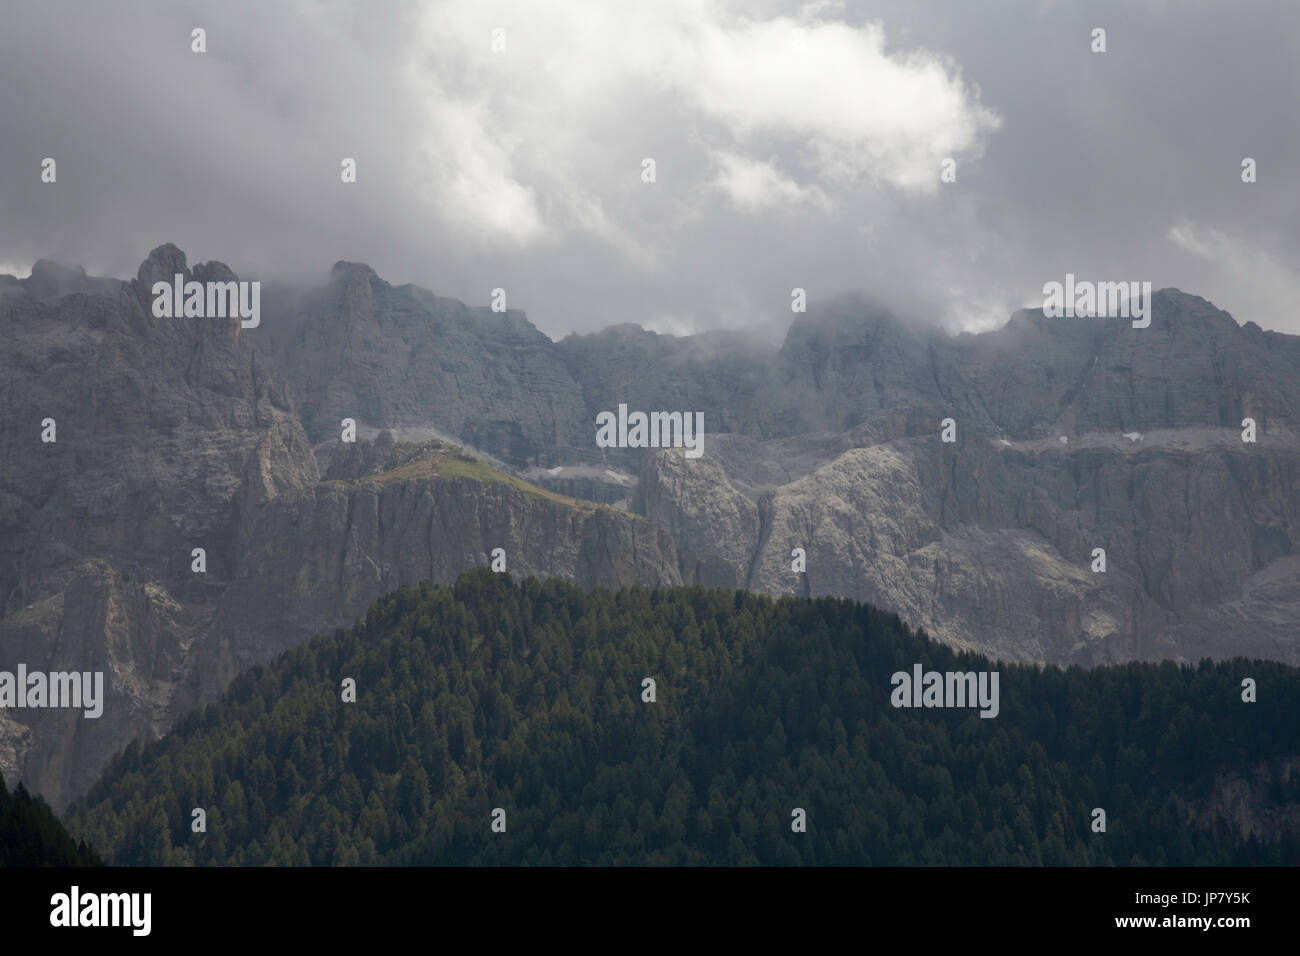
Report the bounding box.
[0,245,321,806]
[0,247,686,809]
[628,294,1300,667]
[0,245,318,610]
[641,430,1300,666]
[205,441,683,699]
[3,245,1298,808]
[258,263,594,467]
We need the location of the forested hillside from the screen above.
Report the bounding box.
[0,770,102,866]
[69,570,1300,865]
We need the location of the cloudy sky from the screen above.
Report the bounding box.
[3,0,1298,339]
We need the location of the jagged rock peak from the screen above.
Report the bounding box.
[135,243,189,288]
[192,260,239,284]
[330,260,377,281]
[24,260,89,299]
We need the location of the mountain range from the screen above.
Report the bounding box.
[2,244,1297,809]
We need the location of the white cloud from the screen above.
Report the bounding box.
[1166,222,1219,259]
[403,0,1000,250]
[403,72,547,245]
[1167,221,1300,331]
[710,150,831,212]
[687,16,999,191]
[643,312,702,336]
